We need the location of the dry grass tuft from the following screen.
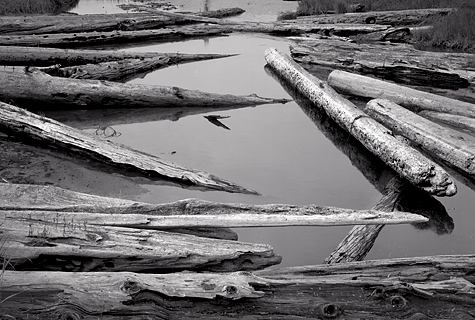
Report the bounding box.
[0,0,79,15]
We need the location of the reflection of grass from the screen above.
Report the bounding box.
[0,0,79,15]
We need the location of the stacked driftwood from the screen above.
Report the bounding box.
[1,6,475,319]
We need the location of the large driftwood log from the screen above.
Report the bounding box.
[291,39,475,90]
[0,101,257,194]
[0,8,245,35]
[0,69,289,110]
[294,8,455,26]
[365,99,475,177]
[265,48,456,196]
[419,111,475,136]
[2,254,475,319]
[0,45,236,67]
[328,70,475,118]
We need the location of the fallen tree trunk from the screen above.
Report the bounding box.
[294,8,456,26]
[0,8,245,35]
[3,254,475,319]
[0,69,289,110]
[0,45,236,67]
[291,39,475,90]
[365,99,475,177]
[419,111,475,136]
[328,70,475,118]
[0,101,258,194]
[265,48,456,196]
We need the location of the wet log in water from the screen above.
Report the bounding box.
[0,69,289,110]
[291,39,475,90]
[0,101,257,194]
[2,254,475,319]
[265,47,456,196]
[365,99,475,177]
[328,70,475,118]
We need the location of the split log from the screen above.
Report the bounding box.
[0,45,236,67]
[419,111,475,136]
[265,47,456,196]
[0,69,289,110]
[290,39,475,90]
[365,99,475,177]
[0,101,258,194]
[328,70,475,118]
[3,254,475,319]
[0,8,245,35]
[294,8,455,26]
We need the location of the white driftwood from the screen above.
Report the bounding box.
[328,70,475,118]
[0,101,257,194]
[365,99,475,177]
[419,111,475,136]
[265,48,456,196]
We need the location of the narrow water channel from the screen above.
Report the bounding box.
[64,1,475,268]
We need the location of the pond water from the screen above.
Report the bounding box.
[63,0,475,268]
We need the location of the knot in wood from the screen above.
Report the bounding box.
[120,280,141,294]
[390,295,407,308]
[317,303,341,318]
[223,285,238,296]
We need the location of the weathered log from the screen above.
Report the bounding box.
[0,183,427,226]
[419,111,475,136]
[0,8,245,35]
[2,254,475,319]
[294,8,456,26]
[0,45,237,67]
[365,99,475,177]
[265,47,456,196]
[328,70,475,118]
[0,69,289,110]
[0,101,258,194]
[291,39,475,90]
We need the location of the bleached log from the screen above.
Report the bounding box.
[0,101,258,194]
[365,99,475,177]
[265,47,456,196]
[0,69,289,110]
[291,39,475,90]
[419,111,475,136]
[328,70,475,118]
[2,254,475,319]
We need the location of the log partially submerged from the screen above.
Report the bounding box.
[2,254,475,319]
[0,101,257,194]
[328,70,475,118]
[291,39,475,90]
[265,47,456,196]
[365,99,475,177]
[0,69,289,110]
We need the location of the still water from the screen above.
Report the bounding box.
[66,1,474,268]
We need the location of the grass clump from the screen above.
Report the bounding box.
[0,0,79,15]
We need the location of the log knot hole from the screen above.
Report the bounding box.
[120,279,142,295]
[317,303,341,318]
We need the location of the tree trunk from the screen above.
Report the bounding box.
[419,111,475,137]
[0,101,258,195]
[328,70,475,118]
[265,48,456,197]
[294,8,456,26]
[3,254,475,319]
[0,45,237,67]
[0,69,289,110]
[365,99,475,177]
[0,8,245,35]
[291,39,475,90]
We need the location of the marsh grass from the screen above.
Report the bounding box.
[0,0,79,15]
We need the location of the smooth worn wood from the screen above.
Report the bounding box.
[0,45,237,67]
[2,254,475,319]
[294,8,455,26]
[265,48,456,196]
[365,99,475,177]
[419,111,475,136]
[328,70,475,118]
[291,39,475,90]
[0,69,289,110]
[0,101,258,194]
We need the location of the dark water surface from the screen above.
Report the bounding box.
[68,1,474,268]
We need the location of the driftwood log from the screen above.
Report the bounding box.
[419,111,475,136]
[365,99,475,177]
[293,8,455,26]
[2,254,475,319]
[328,70,475,118]
[291,39,475,90]
[0,69,289,110]
[0,101,257,194]
[265,48,456,196]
